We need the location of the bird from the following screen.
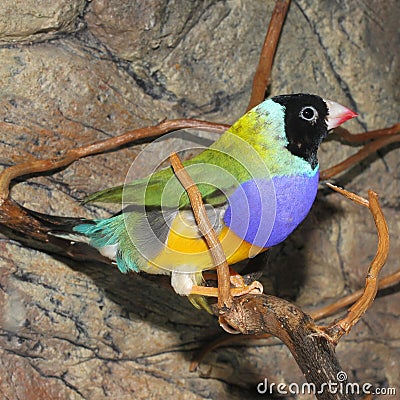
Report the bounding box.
[71,94,357,310]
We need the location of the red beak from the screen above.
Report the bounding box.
[324,99,358,130]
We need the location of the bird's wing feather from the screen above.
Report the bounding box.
[82,117,273,207]
[81,149,245,208]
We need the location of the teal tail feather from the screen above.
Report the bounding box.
[73,215,140,273]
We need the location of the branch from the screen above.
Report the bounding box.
[169,153,232,310]
[310,269,400,321]
[190,185,389,399]
[190,265,400,371]
[333,123,400,144]
[0,119,228,204]
[221,295,356,400]
[322,184,389,342]
[320,125,400,180]
[246,0,290,111]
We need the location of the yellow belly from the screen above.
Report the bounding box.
[147,211,267,273]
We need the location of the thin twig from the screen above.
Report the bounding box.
[333,123,400,143]
[246,0,290,111]
[320,132,400,180]
[0,119,228,203]
[322,187,389,341]
[169,153,232,310]
[310,269,400,320]
[325,182,369,207]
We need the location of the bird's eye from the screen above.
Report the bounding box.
[299,106,318,123]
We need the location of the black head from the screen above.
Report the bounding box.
[272,93,329,169]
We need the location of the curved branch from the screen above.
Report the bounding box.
[320,132,400,180]
[323,185,389,342]
[190,266,400,370]
[191,185,392,377]
[0,119,228,203]
[310,269,400,321]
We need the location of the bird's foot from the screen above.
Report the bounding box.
[190,280,263,298]
[231,280,263,296]
[200,267,263,297]
[203,267,251,288]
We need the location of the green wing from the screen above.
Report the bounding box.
[82,152,242,208]
[82,167,173,205]
[82,127,268,208]
[82,183,125,204]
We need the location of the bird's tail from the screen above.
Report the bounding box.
[35,206,139,274]
[72,215,141,274]
[43,208,213,313]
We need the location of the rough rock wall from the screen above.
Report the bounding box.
[0,1,399,399]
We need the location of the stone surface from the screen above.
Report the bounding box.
[0,0,86,43]
[0,0,399,399]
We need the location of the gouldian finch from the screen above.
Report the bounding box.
[72,94,357,309]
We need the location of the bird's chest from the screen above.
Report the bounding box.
[223,171,320,247]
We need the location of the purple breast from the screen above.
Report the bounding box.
[223,172,319,248]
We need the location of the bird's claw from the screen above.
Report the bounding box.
[230,280,263,297]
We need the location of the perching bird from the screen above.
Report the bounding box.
[71,94,357,309]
